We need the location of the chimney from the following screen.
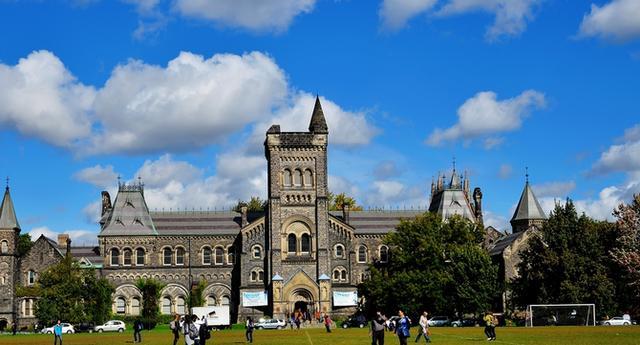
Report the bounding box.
[342,204,350,224]
[240,206,248,227]
[58,234,70,248]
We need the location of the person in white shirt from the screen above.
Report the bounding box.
[415,311,431,343]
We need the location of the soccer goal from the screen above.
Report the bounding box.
[526,304,596,327]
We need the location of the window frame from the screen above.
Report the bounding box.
[110,248,120,267]
[163,247,173,266]
[123,249,132,266]
[175,247,185,266]
[334,244,344,258]
[379,245,389,263]
[287,234,297,254]
[252,245,262,259]
[202,246,212,265]
[1,240,8,254]
[214,247,224,265]
[300,233,311,254]
[135,248,145,266]
[357,245,368,263]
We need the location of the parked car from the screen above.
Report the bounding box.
[41,323,75,334]
[342,315,368,328]
[254,319,286,330]
[74,322,95,333]
[602,317,632,326]
[94,320,126,333]
[427,316,451,327]
[451,318,479,327]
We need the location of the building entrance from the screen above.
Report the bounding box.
[290,288,315,320]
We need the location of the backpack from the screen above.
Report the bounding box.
[188,324,198,339]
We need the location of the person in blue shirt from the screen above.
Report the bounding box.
[394,310,411,345]
[53,320,63,345]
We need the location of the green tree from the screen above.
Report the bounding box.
[189,280,207,310]
[511,200,617,316]
[135,278,165,329]
[328,192,363,211]
[361,212,497,318]
[233,196,267,212]
[17,233,32,257]
[35,254,114,325]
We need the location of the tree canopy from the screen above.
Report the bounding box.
[328,192,363,211]
[361,212,497,318]
[35,254,113,326]
[233,196,267,212]
[135,278,165,329]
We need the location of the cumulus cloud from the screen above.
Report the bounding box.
[135,154,202,188]
[532,180,576,198]
[483,210,509,231]
[174,0,316,32]
[0,50,95,147]
[29,226,98,245]
[592,123,640,175]
[379,0,542,40]
[379,0,438,31]
[579,0,640,42]
[74,165,119,189]
[365,180,428,207]
[426,90,545,147]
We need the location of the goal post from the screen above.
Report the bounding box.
[526,304,596,327]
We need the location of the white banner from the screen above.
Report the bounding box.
[242,291,268,307]
[332,290,358,307]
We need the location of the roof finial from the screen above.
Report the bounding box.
[452,156,456,172]
[525,166,529,184]
[5,176,9,190]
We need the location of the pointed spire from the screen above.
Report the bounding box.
[511,176,546,224]
[308,95,328,133]
[0,184,20,231]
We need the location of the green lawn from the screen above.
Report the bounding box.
[2,326,640,345]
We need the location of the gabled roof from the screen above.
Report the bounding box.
[308,96,328,134]
[511,182,546,222]
[100,184,157,236]
[0,187,20,230]
[488,231,527,256]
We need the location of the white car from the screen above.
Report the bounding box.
[602,317,632,326]
[254,319,286,330]
[94,320,126,332]
[41,323,75,334]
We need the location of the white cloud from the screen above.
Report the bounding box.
[379,0,438,31]
[579,0,640,42]
[497,163,512,179]
[592,123,640,175]
[123,0,160,14]
[74,165,119,189]
[483,210,509,231]
[426,90,545,147]
[0,50,96,147]
[483,136,504,149]
[174,0,316,32]
[365,180,428,207]
[373,160,402,179]
[437,0,542,41]
[379,0,541,39]
[29,226,98,245]
[532,180,576,198]
[135,154,202,188]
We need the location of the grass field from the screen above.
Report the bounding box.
[2,326,640,345]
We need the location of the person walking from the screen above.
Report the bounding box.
[371,311,387,345]
[133,319,143,343]
[483,311,496,341]
[395,310,411,345]
[183,315,199,345]
[323,314,332,333]
[415,311,430,343]
[199,315,210,345]
[170,314,181,345]
[245,317,254,343]
[53,320,63,345]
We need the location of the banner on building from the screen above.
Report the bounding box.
[242,291,268,307]
[332,290,358,307]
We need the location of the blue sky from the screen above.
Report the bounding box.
[1,0,639,244]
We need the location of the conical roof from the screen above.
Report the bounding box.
[511,182,546,222]
[308,96,328,133]
[0,187,20,230]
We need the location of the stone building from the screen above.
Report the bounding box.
[0,186,20,331]
[1,98,492,327]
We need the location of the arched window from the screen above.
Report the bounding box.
[202,247,212,265]
[293,169,302,186]
[176,297,186,314]
[221,295,230,306]
[251,271,257,281]
[0,240,8,254]
[259,270,264,281]
[123,249,132,266]
[116,297,126,314]
[25,299,34,316]
[163,248,172,266]
[131,298,141,316]
[252,245,262,259]
[214,247,224,265]
[27,270,36,286]
[206,296,217,307]
[110,248,120,266]
[303,169,313,187]
[301,234,311,253]
[175,247,185,266]
[358,246,367,263]
[332,269,340,281]
[136,248,145,266]
[379,246,389,263]
[341,270,347,280]
[227,246,234,264]
[283,169,292,187]
[161,297,171,315]
[334,244,344,258]
[287,234,297,253]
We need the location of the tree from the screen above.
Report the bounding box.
[17,233,32,257]
[35,254,114,325]
[233,197,267,212]
[188,280,207,310]
[361,212,497,318]
[610,194,640,314]
[135,278,165,329]
[511,200,617,316]
[328,192,363,211]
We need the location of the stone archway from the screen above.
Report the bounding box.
[0,318,8,332]
[289,288,315,317]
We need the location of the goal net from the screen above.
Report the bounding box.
[526,304,596,327]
